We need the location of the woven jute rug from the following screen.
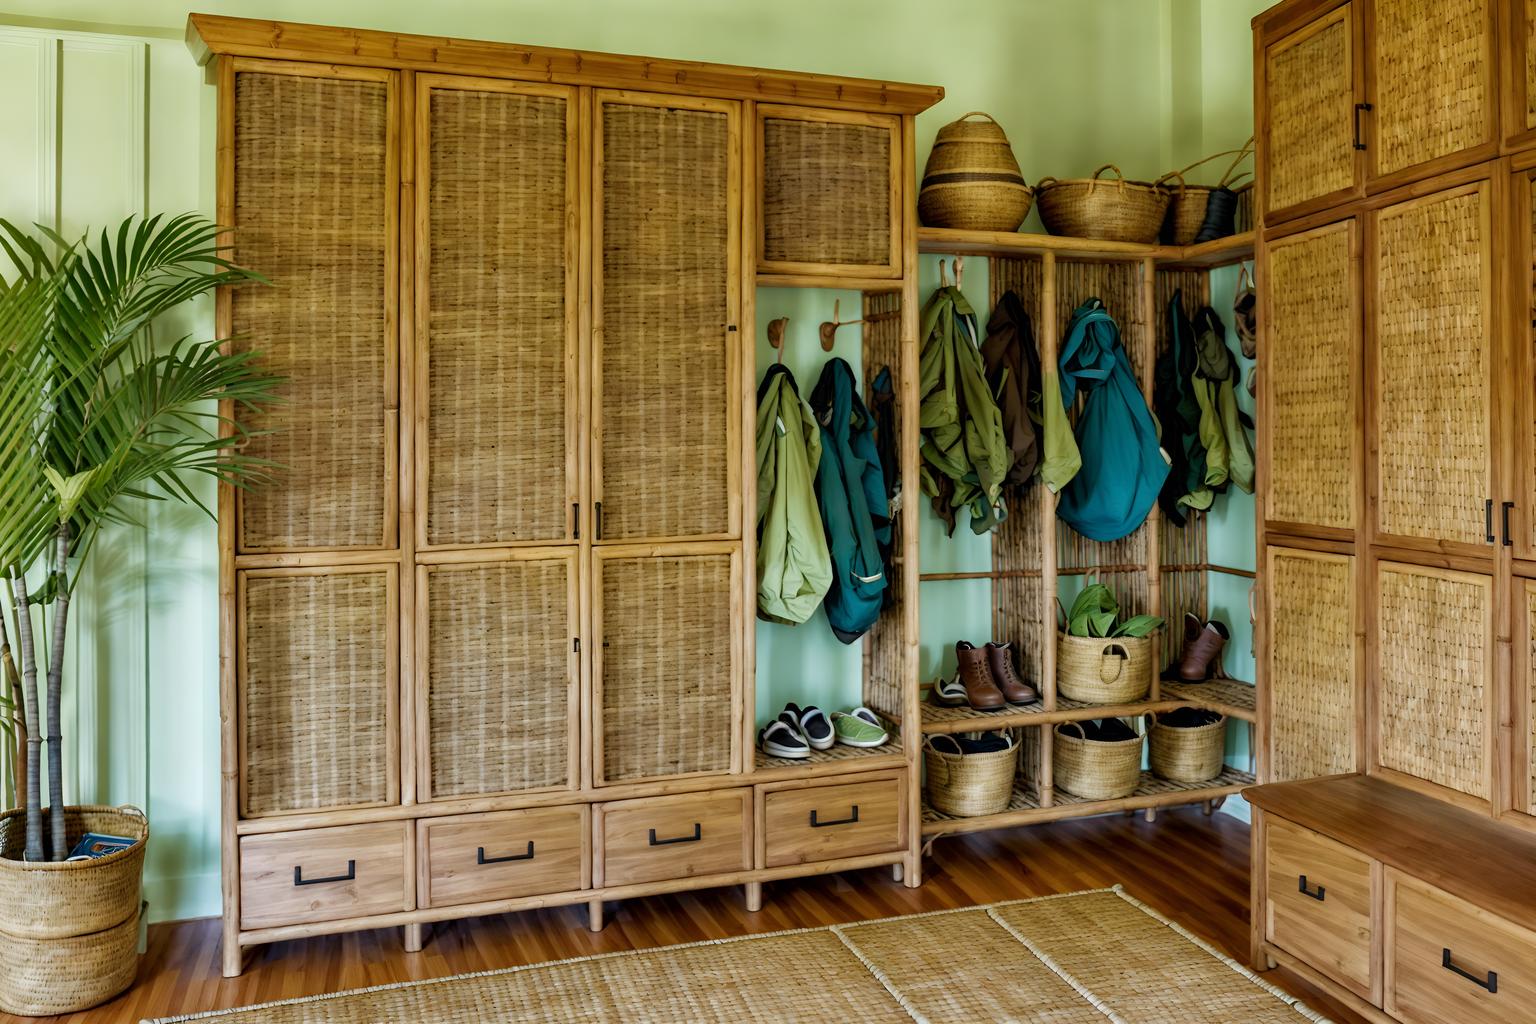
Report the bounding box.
[148,886,1331,1023]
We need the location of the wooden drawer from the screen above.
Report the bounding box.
[239,821,411,930]
[1386,870,1536,1024]
[419,806,588,909]
[1264,816,1376,1000]
[760,772,905,868]
[595,789,750,887]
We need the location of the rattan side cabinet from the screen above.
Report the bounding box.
[192,14,939,977]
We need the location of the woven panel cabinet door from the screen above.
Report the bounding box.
[592,92,740,544]
[593,548,740,784]
[1369,180,1495,553]
[229,62,398,553]
[1522,581,1536,817]
[1265,546,1359,783]
[1512,0,1536,150]
[1261,4,1362,221]
[1373,561,1493,805]
[416,77,580,548]
[418,553,579,801]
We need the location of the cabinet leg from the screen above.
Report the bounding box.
[404,923,424,953]
[221,934,245,979]
[1202,800,1214,817]
[1143,807,1157,823]
[587,899,604,932]
[744,881,762,913]
[902,850,922,888]
[891,862,903,883]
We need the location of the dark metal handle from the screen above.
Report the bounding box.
[1503,501,1514,547]
[594,501,603,540]
[810,806,860,828]
[294,860,355,886]
[477,842,534,865]
[648,823,701,846]
[1442,948,1497,993]
[1353,102,1372,150]
[1486,499,1495,543]
[1298,875,1325,902]
[572,502,580,540]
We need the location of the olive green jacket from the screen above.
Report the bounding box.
[755,364,832,625]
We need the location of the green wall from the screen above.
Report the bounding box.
[0,0,1274,920]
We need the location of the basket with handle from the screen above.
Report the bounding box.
[1035,164,1171,243]
[1148,711,1228,783]
[1054,721,1143,800]
[919,111,1033,232]
[923,732,1018,817]
[1159,139,1254,245]
[1055,600,1154,704]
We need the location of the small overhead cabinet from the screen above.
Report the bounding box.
[1506,0,1536,150]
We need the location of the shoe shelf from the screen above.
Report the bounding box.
[1157,678,1256,722]
[920,766,1256,838]
[910,678,1256,734]
[753,743,906,779]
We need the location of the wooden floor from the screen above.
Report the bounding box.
[7,807,1367,1024]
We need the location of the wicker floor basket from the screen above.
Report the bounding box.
[1054,722,1143,800]
[1148,712,1228,783]
[924,736,1017,817]
[0,903,142,1017]
[1035,165,1170,243]
[1056,631,1154,704]
[918,111,1033,232]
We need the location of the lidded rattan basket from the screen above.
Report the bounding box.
[1147,711,1228,783]
[918,111,1033,231]
[1035,164,1171,243]
[1054,721,1143,800]
[924,734,1017,816]
[1056,631,1155,704]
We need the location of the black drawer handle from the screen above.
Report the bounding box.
[1353,102,1372,150]
[810,806,860,828]
[1486,499,1495,543]
[594,500,604,540]
[478,842,535,865]
[1298,875,1325,902]
[648,823,701,846]
[294,860,355,887]
[1442,948,1497,993]
[1503,501,1514,547]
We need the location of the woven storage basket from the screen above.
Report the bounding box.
[924,735,1016,816]
[1035,165,1170,243]
[1056,631,1154,704]
[1160,141,1253,245]
[0,805,147,939]
[918,111,1032,232]
[1148,712,1228,783]
[1054,722,1143,801]
[0,902,142,1016]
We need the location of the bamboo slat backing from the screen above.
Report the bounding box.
[861,290,905,719]
[424,561,573,798]
[1264,223,1356,530]
[241,569,394,815]
[1265,548,1356,783]
[424,87,572,546]
[598,553,734,783]
[1370,0,1491,176]
[1264,9,1355,213]
[232,70,393,551]
[1372,185,1490,546]
[597,101,732,541]
[1375,562,1490,800]
[762,115,893,267]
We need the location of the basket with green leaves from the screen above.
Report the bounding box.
[1056,585,1163,704]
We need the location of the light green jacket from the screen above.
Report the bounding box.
[755,365,832,625]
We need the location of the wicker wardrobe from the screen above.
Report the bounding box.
[192,14,940,977]
[1248,1,1536,1021]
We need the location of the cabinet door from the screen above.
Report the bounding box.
[593,547,740,785]
[1505,0,1536,150]
[417,553,580,801]
[1261,4,1363,222]
[416,77,580,549]
[1368,180,1495,554]
[1514,166,1536,561]
[592,91,740,544]
[228,62,399,553]
[1517,580,1536,819]
[1265,546,1360,783]
[1367,0,1497,184]
[1262,219,1361,536]
[1373,561,1493,806]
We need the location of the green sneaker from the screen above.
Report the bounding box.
[831,710,888,748]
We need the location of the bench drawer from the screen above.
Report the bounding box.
[761,773,904,868]
[420,805,587,909]
[596,789,750,887]
[239,821,411,930]
[1264,816,1375,1000]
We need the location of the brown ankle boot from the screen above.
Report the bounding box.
[954,641,1006,710]
[985,641,1039,705]
[1176,613,1229,681]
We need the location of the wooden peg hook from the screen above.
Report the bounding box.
[767,317,789,364]
[818,299,865,352]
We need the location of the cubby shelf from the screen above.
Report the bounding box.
[1158,678,1257,721]
[916,227,1254,269]
[753,744,905,776]
[907,678,1257,733]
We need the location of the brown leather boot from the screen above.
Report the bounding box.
[954,641,1006,711]
[1177,613,1229,681]
[985,641,1039,705]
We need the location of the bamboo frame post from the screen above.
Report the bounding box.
[1038,251,1059,808]
[1140,256,1163,702]
[900,113,924,889]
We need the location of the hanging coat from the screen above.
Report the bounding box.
[755,364,833,626]
[868,365,901,610]
[1055,299,1171,542]
[1191,305,1255,495]
[810,358,889,644]
[979,290,1044,490]
[917,285,1012,535]
[1154,290,1212,523]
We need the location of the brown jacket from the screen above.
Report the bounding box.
[980,290,1043,490]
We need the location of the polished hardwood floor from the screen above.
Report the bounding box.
[7,807,1367,1023]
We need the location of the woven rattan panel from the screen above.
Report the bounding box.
[1376,562,1489,799]
[425,561,572,798]
[241,570,393,815]
[1266,548,1356,783]
[1265,223,1356,529]
[598,102,732,541]
[860,290,905,719]
[425,88,570,546]
[762,116,892,267]
[1528,583,1536,813]
[1372,0,1491,176]
[1265,12,1355,212]
[1374,187,1489,545]
[233,71,392,551]
[599,553,733,783]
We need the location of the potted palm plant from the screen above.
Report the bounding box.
[0,213,279,1016]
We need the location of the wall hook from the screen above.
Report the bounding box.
[819,299,865,352]
[767,316,790,364]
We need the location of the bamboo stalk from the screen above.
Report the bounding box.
[0,585,24,811]
[10,566,43,862]
[46,523,71,860]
